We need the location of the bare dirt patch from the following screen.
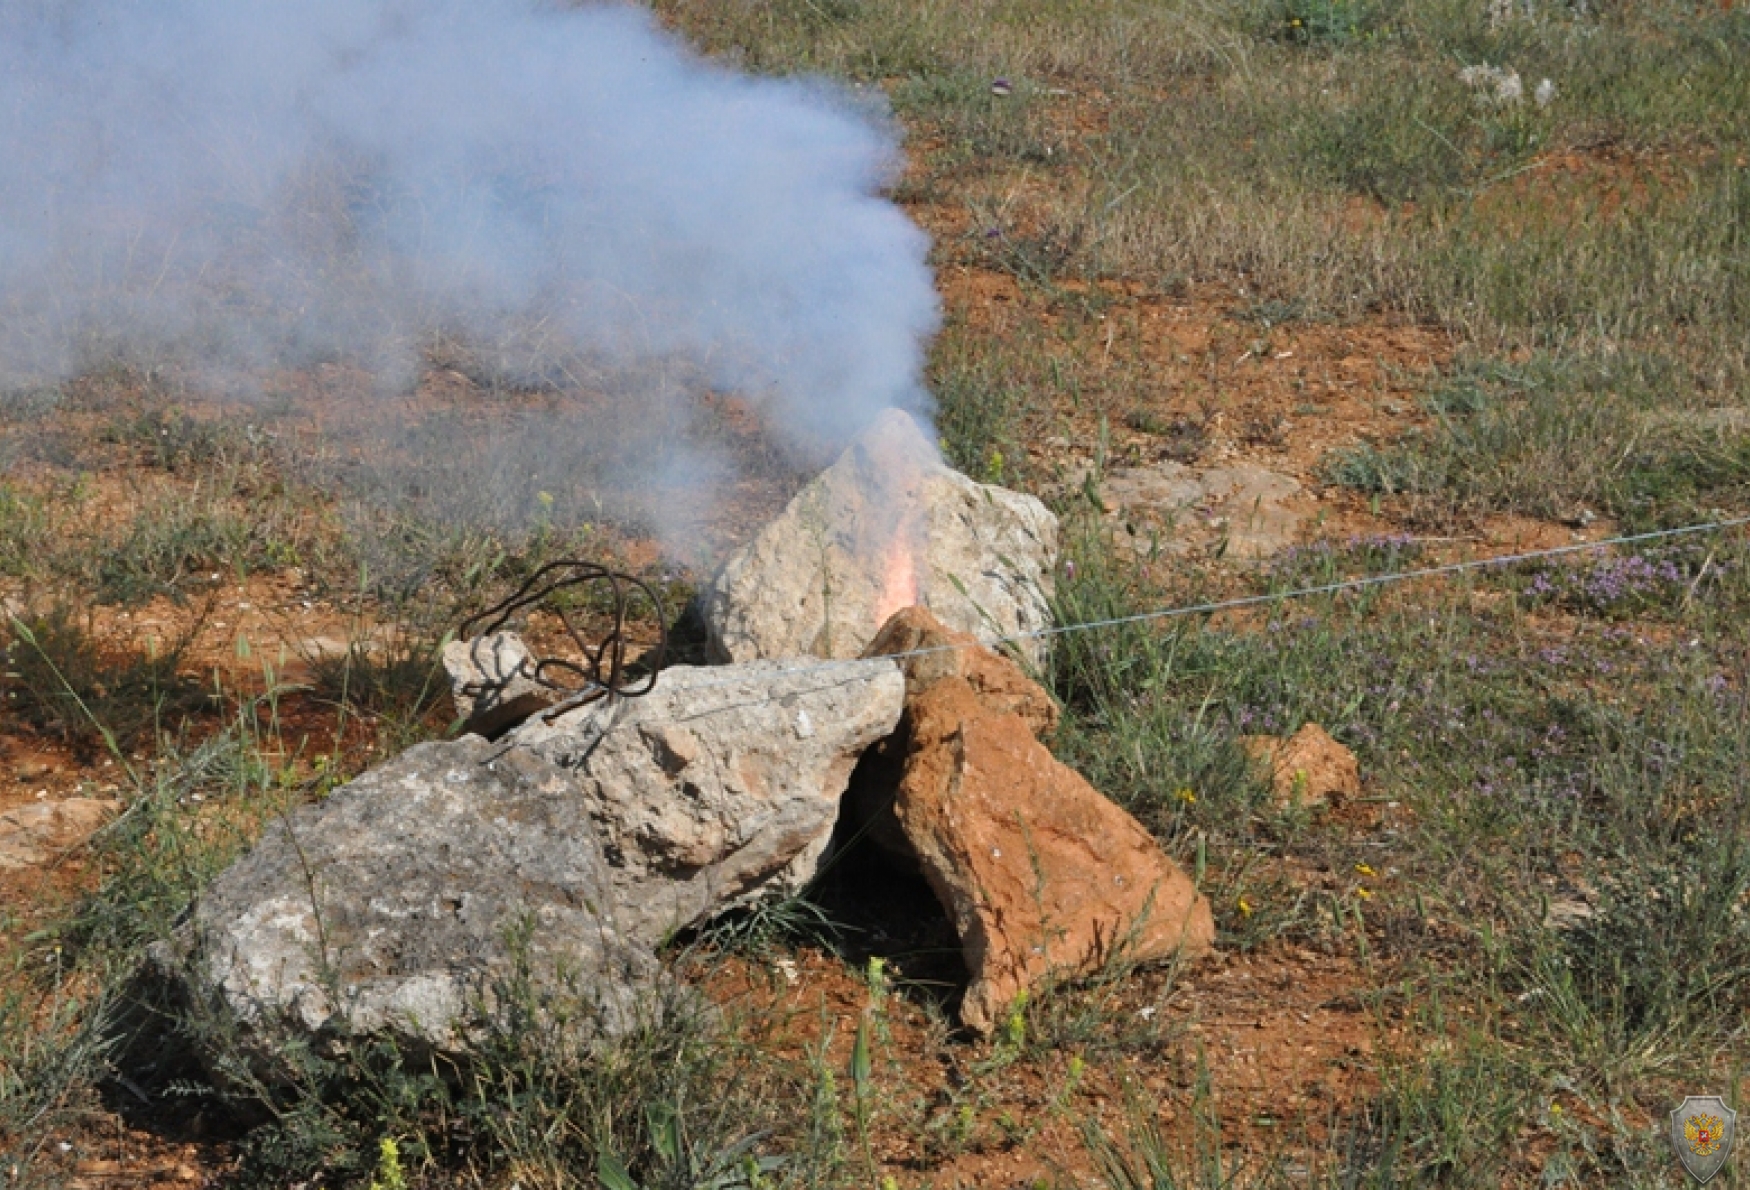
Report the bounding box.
[693,938,1385,1189]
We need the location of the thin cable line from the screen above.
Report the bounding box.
[638,514,1750,703]
[1030,513,1750,640]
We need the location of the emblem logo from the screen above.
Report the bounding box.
[1670,1096,1737,1184]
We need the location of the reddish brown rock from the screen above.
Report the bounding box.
[1241,722,1360,808]
[862,605,1057,737]
[0,797,121,871]
[867,608,1214,1033]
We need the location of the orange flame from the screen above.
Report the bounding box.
[872,530,918,629]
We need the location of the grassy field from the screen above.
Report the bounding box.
[3,0,1749,1186]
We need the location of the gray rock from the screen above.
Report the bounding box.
[701,409,1057,668]
[1094,461,1305,560]
[162,737,650,1063]
[441,631,556,737]
[509,659,905,937]
[159,658,902,1066]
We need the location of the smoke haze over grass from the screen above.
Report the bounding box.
[0,0,940,540]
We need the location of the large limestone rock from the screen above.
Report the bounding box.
[702,409,1058,668]
[865,608,1214,1033]
[509,660,905,934]
[159,659,903,1064]
[163,737,651,1059]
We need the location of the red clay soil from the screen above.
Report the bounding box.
[694,940,1387,1188]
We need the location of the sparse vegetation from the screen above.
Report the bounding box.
[2,0,1747,1185]
[3,605,216,757]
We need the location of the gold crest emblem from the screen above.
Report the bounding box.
[1670,1096,1737,1184]
[1687,1112,1725,1157]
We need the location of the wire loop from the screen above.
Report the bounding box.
[456,560,667,716]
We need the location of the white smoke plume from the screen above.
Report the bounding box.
[0,0,940,544]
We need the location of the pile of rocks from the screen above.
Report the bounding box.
[155,410,1214,1070]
